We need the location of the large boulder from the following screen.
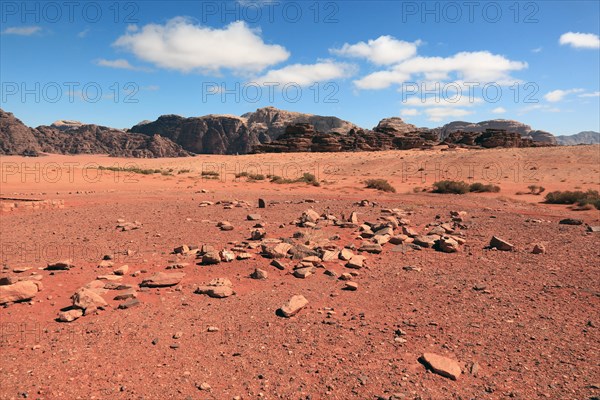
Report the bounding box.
[0,280,42,304]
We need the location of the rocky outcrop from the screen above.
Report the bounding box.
[555,131,600,145]
[433,119,558,145]
[130,107,357,154]
[0,108,191,158]
[34,124,192,158]
[0,109,41,156]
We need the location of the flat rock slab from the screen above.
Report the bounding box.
[280,295,308,317]
[118,298,140,309]
[419,353,462,380]
[140,272,185,287]
[46,260,74,270]
[0,280,42,304]
[490,236,514,251]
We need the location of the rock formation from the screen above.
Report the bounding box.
[433,119,557,145]
[0,109,41,156]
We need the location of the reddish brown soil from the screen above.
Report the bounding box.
[1,146,599,400]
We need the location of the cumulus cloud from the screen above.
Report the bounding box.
[579,91,600,98]
[544,88,584,102]
[95,58,149,71]
[354,51,527,90]
[559,32,600,49]
[424,107,473,122]
[113,18,289,74]
[253,61,356,87]
[402,96,483,108]
[330,36,420,65]
[400,109,420,116]
[492,107,506,114]
[2,26,42,36]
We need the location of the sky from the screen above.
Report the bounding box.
[1,0,599,135]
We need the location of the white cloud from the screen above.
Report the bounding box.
[579,91,600,98]
[559,32,600,49]
[402,96,483,108]
[253,61,356,87]
[424,107,473,122]
[113,18,289,74]
[331,36,420,65]
[2,26,42,36]
[400,109,420,116]
[519,104,561,114]
[95,58,148,71]
[492,107,506,114]
[531,47,542,53]
[544,88,584,102]
[77,28,90,38]
[354,51,527,90]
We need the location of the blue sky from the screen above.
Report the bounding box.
[1,0,599,135]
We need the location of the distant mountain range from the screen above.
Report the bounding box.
[0,107,596,157]
[555,131,600,145]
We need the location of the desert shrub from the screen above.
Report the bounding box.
[269,173,319,186]
[469,182,501,193]
[177,169,192,174]
[527,185,545,195]
[545,190,600,209]
[247,174,265,181]
[432,180,470,194]
[365,179,396,193]
[201,170,219,177]
[98,166,162,175]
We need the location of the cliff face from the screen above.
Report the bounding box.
[555,131,600,145]
[0,109,41,156]
[0,109,192,158]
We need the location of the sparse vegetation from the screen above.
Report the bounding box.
[469,182,501,193]
[432,180,470,194]
[236,172,266,181]
[365,179,396,193]
[545,189,600,209]
[97,165,172,175]
[177,169,192,174]
[201,170,220,179]
[527,185,546,195]
[433,180,501,194]
[268,173,320,186]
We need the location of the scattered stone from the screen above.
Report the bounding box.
[346,255,366,269]
[437,236,460,253]
[587,226,600,232]
[247,214,261,221]
[140,272,185,287]
[262,242,292,259]
[293,267,314,279]
[12,267,31,273]
[403,265,422,272]
[195,278,234,298]
[339,248,354,261]
[197,382,211,391]
[236,252,253,260]
[532,243,546,254]
[419,353,461,380]
[251,228,266,240]
[339,273,353,281]
[270,259,287,270]
[113,265,129,275]
[218,221,234,231]
[174,245,190,254]
[413,235,438,248]
[57,308,83,322]
[344,282,358,291]
[114,289,137,300]
[207,326,219,332]
[258,198,266,208]
[0,280,42,304]
[250,268,268,280]
[559,218,583,225]
[97,274,122,281]
[279,295,308,317]
[72,288,108,314]
[201,251,221,265]
[301,209,320,223]
[118,298,140,309]
[219,250,235,262]
[489,236,514,251]
[358,242,383,254]
[46,260,74,270]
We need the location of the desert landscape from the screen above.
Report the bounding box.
[2,1,599,399]
[1,142,599,399]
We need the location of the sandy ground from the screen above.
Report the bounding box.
[0,145,599,400]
